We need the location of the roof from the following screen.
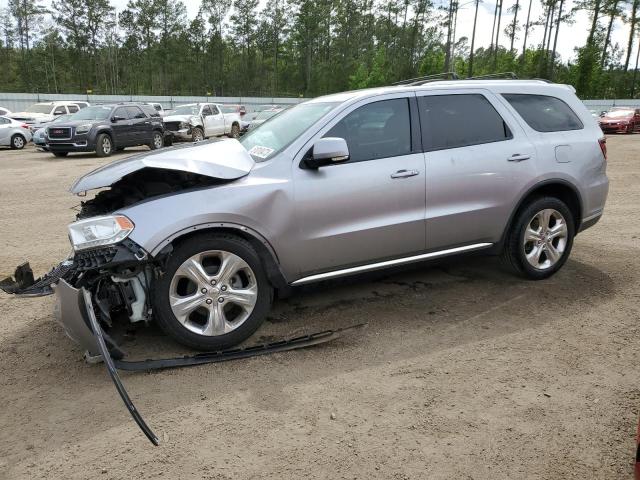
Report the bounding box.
[306,79,575,105]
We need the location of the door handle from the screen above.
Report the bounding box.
[507,153,531,162]
[391,169,420,179]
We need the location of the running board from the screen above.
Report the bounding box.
[291,243,493,286]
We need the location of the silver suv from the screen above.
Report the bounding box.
[2,80,609,353]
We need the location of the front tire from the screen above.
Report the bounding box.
[10,134,25,150]
[191,127,204,142]
[153,233,273,350]
[501,197,575,280]
[95,133,113,157]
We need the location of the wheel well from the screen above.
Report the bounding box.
[166,227,288,292]
[512,182,582,234]
[11,133,25,140]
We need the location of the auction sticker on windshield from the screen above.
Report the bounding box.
[248,145,275,159]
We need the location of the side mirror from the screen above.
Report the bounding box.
[111,115,126,122]
[304,137,350,169]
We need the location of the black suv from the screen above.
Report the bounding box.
[46,103,165,157]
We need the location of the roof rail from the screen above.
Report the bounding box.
[468,72,518,80]
[392,72,459,86]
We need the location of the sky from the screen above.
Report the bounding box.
[4,0,638,67]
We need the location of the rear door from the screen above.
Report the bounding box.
[203,104,224,136]
[416,89,537,251]
[111,107,133,146]
[0,117,11,144]
[126,106,151,145]
[292,94,426,276]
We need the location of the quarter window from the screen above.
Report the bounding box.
[419,94,512,151]
[502,94,583,132]
[324,98,412,162]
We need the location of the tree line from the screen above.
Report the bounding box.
[0,0,639,99]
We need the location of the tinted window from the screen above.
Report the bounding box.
[324,98,412,162]
[419,94,511,151]
[141,105,160,118]
[502,94,583,132]
[113,107,130,120]
[126,106,146,119]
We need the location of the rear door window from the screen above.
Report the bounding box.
[502,94,583,132]
[126,106,146,119]
[67,105,79,113]
[324,98,412,162]
[418,94,512,151]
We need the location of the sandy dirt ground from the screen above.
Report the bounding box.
[0,138,638,480]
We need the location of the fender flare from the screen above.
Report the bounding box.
[151,222,289,291]
[496,178,584,250]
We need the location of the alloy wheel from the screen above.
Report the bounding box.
[153,133,163,149]
[522,208,568,270]
[13,136,24,148]
[102,136,112,155]
[168,250,258,336]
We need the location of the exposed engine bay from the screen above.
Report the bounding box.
[76,168,225,219]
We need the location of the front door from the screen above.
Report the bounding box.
[416,90,538,251]
[292,95,426,277]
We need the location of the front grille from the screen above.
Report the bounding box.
[164,121,181,131]
[48,127,72,139]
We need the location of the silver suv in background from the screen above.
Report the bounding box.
[2,80,608,355]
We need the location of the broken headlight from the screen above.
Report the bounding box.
[68,215,135,252]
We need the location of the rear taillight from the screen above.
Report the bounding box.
[598,137,607,160]
[21,124,29,130]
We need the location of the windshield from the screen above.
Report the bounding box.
[69,106,112,121]
[52,114,72,123]
[605,110,634,118]
[26,104,53,114]
[255,109,282,121]
[173,105,200,115]
[240,102,339,161]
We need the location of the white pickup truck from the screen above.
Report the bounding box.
[163,103,241,143]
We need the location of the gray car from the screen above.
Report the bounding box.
[2,80,609,354]
[0,116,32,149]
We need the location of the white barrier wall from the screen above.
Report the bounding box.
[0,93,306,113]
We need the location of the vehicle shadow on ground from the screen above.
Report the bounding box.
[0,252,621,458]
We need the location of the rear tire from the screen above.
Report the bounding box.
[10,134,25,150]
[501,197,575,280]
[52,151,68,157]
[153,233,273,350]
[228,123,240,139]
[95,133,113,157]
[150,131,163,150]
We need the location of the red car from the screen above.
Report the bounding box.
[599,108,640,134]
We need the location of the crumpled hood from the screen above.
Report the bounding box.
[69,139,255,193]
[163,114,194,123]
